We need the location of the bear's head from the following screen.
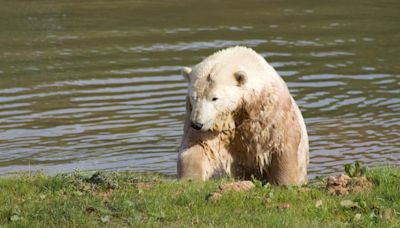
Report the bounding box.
[181,46,276,132]
[182,66,247,132]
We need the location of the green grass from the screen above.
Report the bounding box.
[0,167,399,227]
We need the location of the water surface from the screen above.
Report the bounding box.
[0,0,399,177]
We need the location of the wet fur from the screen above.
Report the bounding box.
[178,88,308,185]
[177,47,309,185]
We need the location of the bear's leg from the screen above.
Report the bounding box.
[267,153,306,186]
[178,145,214,181]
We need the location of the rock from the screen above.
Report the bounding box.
[100,215,110,223]
[207,192,223,202]
[315,200,323,208]
[340,200,359,209]
[279,203,291,209]
[354,213,362,220]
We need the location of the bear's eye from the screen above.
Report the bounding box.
[212,97,218,101]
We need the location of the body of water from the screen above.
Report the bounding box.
[0,0,399,177]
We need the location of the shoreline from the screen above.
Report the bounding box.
[0,166,399,226]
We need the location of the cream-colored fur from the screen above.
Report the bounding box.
[177,46,309,185]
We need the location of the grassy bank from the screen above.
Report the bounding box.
[0,167,399,227]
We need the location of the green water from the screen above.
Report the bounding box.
[0,0,399,177]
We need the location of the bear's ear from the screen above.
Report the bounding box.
[234,71,247,86]
[181,67,192,83]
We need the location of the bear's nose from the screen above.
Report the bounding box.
[191,122,203,130]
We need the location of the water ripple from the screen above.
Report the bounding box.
[0,0,399,178]
[129,40,266,53]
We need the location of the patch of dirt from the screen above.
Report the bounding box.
[207,181,255,202]
[327,174,373,195]
[350,176,374,193]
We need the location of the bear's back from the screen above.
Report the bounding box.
[192,46,284,94]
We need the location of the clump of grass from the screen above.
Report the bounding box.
[344,161,368,177]
[59,171,120,193]
[0,167,399,227]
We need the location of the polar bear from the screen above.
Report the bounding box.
[177,46,309,185]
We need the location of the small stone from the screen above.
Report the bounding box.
[100,215,110,223]
[315,200,323,208]
[10,215,22,221]
[207,192,222,202]
[279,203,291,209]
[340,200,359,209]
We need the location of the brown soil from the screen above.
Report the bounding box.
[326,174,373,195]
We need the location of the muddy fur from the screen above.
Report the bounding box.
[177,46,309,185]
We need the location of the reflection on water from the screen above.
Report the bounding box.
[0,0,399,178]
